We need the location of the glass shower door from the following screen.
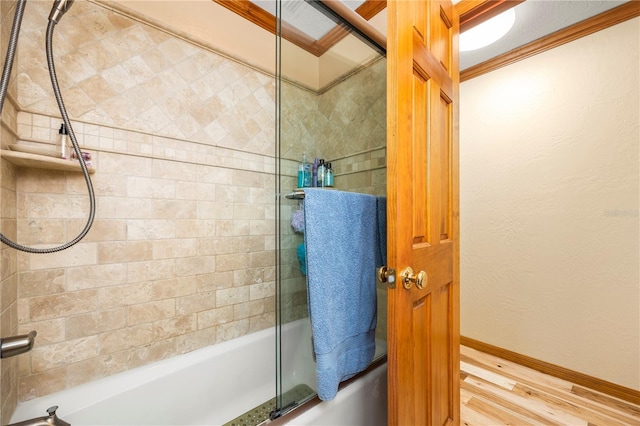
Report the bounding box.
[273,1,317,415]
[273,0,386,417]
[274,0,387,418]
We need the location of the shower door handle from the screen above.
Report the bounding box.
[400,267,427,290]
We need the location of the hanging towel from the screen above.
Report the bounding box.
[375,196,387,267]
[304,188,377,401]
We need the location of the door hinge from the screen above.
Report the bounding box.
[377,266,396,289]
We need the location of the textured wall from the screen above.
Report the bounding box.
[460,18,639,389]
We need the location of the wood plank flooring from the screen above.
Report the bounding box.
[460,346,640,426]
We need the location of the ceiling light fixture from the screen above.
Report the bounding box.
[460,8,516,52]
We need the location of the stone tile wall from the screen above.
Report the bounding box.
[280,58,386,164]
[13,112,277,401]
[0,0,386,414]
[278,58,387,330]
[17,1,274,156]
[7,0,276,403]
[0,123,19,425]
[1,0,21,422]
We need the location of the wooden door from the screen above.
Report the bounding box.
[386,1,460,425]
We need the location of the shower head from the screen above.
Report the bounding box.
[49,0,74,24]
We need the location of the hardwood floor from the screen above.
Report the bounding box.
[460,346,640,426]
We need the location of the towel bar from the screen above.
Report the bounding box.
[285,189,305,200]
[285,188,338,200]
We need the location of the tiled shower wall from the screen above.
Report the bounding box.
[17,1,274,154]
[278,58,386,331]
[1,0,21,423]
[14,115,277,401]
[0,0,386,417]
[0,113,19,426]
[0,132,18,426]
[280,58,386,164]
[8,0,276,404]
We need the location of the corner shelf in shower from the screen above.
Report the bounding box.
[1,150,95,174]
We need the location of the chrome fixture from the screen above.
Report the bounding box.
[49,0,74,24]
[0,331,36,359]
[285,189,306,200]
[8,406,70,426]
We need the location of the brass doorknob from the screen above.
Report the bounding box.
[401,267,427,290]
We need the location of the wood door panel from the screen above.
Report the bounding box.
[434,91,452,241]
[432,282,454,425]
[413,242,454,292]
[432,2,454,72]
[413,30,454,100]
[412,0,428,44]
[412,294,431,422]
[413,71,429,245]
[387,1,459,425]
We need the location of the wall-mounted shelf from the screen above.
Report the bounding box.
[1,150,95,174]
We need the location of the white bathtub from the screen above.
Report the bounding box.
[10,319,387,425]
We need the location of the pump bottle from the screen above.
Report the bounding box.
[58,123,68,159]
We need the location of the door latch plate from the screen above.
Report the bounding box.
[377,266,396,289]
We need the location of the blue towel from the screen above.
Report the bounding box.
[304,189,377,401]
[375,196,387,267]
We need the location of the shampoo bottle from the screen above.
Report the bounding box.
[317,159,326,187]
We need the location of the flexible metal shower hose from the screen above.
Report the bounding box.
[0,0,95,253]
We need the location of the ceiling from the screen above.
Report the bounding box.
[459,0,630,70]
[250,0,632,70]
[115,0,636,91]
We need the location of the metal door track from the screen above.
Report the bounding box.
[222,384,314,426]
